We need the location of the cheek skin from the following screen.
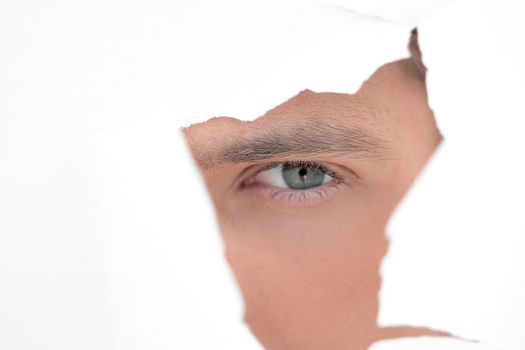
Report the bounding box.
[212,183,396,350]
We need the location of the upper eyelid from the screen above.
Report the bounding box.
[247,160,344,187]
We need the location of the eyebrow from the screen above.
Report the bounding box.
[194,118,389,168]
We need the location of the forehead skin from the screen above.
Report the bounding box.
[184,57,441,350]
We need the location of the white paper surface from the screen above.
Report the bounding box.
[0,0,414,127]
[91,120,262,349]
[0,1,268,347]
[379,0,525,349]
[0,118,262,349]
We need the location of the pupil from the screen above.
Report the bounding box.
[282,164,325,190]
[298,167,308,177]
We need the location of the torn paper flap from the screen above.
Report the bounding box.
[379,0,525,349]
[0,118,263,349]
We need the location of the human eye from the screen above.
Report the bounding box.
[240,161,344,205]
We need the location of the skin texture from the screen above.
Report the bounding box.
[184,49,443,349]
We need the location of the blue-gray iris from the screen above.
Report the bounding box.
[282,164,325,190]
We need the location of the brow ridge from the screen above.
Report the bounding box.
[208,119,388,166]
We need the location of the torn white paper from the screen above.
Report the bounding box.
[91,120,263,350]
[0,118,262,349]
[0,0,413,128]
[380,0,525,349]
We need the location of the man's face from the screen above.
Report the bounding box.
[184,57,441,350]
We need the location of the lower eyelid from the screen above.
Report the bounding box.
[243,180,340,206]
[272,189,331,204]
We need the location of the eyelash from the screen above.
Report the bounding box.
[241,160,343,205]
[259,160,342,180]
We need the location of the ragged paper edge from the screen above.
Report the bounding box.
[378,0,525,349]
